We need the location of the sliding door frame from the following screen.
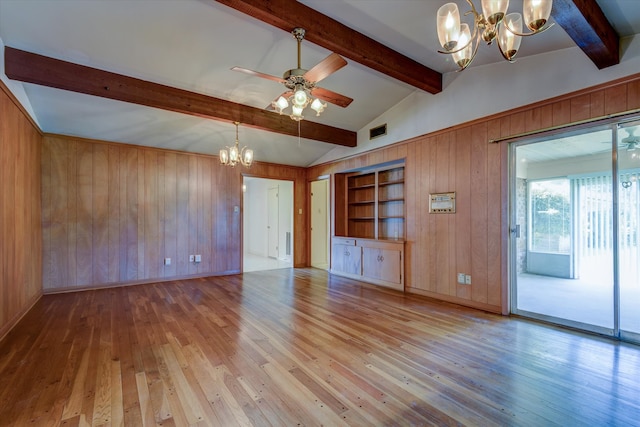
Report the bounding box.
[508,117,640,343]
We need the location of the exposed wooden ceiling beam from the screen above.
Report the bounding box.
[552,0,619,69]
[4,46,356,147]
[214,0,442,95]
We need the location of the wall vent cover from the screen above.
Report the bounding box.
[369,123,387,140]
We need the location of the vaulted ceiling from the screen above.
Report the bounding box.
[1,0,639,166]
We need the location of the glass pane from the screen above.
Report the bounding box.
[529,179,571,253]
[618,122,640,336]
[514,128,614,330]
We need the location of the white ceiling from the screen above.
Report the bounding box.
[1,0,640,167]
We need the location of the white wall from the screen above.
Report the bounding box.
[244,178,268,257]
[243,177,293,260]
[277,181,293,261]
[312,36,640,166]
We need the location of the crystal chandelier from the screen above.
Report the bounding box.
[436,0,554,71]
[219,121,253,167]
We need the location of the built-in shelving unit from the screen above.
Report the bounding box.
[342,163,405,240]
[332,161,405,290]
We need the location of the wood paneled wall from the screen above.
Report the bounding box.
[308,74,640,314]
[0,83,42,339]
[41,135,308,292]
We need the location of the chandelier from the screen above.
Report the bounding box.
[436,0,554,71]
[219,121,253,167]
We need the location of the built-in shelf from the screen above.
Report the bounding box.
[349,200,376,205]
[348,183,376,189]
[333,161,406,291]
[378,178,404,187]
[337,162,405,241]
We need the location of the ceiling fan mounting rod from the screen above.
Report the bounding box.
[292,27,306,69]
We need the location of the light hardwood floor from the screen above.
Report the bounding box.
[1,268,639,426]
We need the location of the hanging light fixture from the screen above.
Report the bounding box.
[270,28,328,121]
[219,121,253,167]
[436,0,554,71]
[272,84,327,121]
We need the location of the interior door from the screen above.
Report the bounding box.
[311,179,329,269]
[267,186,279,259]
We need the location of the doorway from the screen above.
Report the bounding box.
[310,178,329,269]
[243,177,294,272]
[510,120,640,343]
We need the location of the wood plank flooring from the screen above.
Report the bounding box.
[1,268,639,426]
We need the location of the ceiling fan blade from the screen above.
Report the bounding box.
[231,66,285,84]
[311,87,353,108]
[304,53,347,83]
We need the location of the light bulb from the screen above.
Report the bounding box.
[523,0,551,31]
[437,3,460,51]
[229,145,239,162]
[219,149,229,165]
[310,98,326,115]
[291,105,304,119]
[452,23,472,68]
[273,96,288,113]
[293,88,307,107]
[498,13,522,61]
[482,0,509,25]
[243,149,254,166]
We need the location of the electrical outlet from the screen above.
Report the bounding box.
[465,275,472,285]
[189,255,195,263]
[164,257,171,266]
[195,254,202,263]
[457,273,465,284]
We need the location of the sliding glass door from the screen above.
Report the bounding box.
[618,121,640,341]
[511,120,640,343]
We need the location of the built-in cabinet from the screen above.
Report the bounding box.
[332,161,405,291]
[331,237,404,291]
[331,238,361,275]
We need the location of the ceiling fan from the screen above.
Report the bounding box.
[620,127,640,151]
[232,27,353,121]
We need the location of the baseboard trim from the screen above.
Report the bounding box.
[405,286,503,314]
[0,291,42,343]
[42,270,242,295]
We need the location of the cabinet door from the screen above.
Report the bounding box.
[332,244,362,275]
[362,247,401,284]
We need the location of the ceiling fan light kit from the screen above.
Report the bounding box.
[437,0,554,70]
[220,121,253,167]
[233,27,352,122]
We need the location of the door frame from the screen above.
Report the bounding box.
[507,118,640,342]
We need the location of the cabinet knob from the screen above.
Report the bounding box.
[345,251,350,256]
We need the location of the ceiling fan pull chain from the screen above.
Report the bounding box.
[298,121,301,147]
